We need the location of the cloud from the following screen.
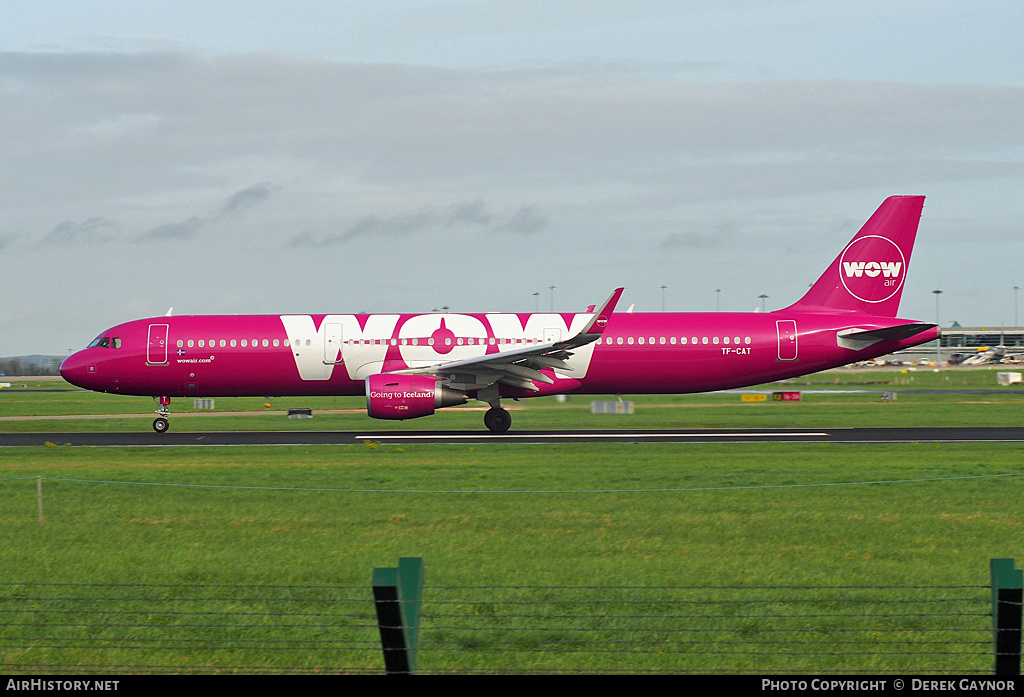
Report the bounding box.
[134,182,278,243]
[289,199,548,247]
[37,217,119,246]
[493,205,548,236]
[3,49,1024,355]
[216,182,279,220]
[137,216,206,242]
[659,222,734,251]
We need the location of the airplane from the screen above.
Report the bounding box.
[60,195,939,434]
[961,328,1008,365]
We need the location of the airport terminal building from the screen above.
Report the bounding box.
[894,325,1024,365]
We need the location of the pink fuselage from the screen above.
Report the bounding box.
[60,311,938,400]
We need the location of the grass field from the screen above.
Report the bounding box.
[1,369,1022,673]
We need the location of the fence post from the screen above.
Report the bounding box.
[990,558,1022,676]
[372,557,424,674]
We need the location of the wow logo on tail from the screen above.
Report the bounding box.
[839,235,906,304]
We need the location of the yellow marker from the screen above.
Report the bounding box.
[741,394,767,402]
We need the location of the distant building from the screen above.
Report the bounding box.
[938,327,1023,349]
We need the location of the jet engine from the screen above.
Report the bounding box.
[365,374,467,420]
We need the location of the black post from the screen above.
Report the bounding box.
[991,559,1023,676]
[373,557,424,674]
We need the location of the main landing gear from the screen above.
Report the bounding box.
[483,406,511,434]
[153,396,171,433]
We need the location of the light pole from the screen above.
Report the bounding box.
[660,285,668,312]
[758,294,769,312]
[532,292,540,312]
[548,285,556,312]
[1014,286,1019,327]
[715,289,721,312]
[932,289,942,365]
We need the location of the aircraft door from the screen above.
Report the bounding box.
[776,320,798,361]
[324,323,343,365]
[147,324,169,366]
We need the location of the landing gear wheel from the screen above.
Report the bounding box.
[484,407,511,434]
[153,417,169,433]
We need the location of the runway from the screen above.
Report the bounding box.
[3,427,1024,447]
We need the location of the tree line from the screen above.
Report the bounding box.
[0,356,62,376]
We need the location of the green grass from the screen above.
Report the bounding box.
[1,373,1022,673]
[1,442,1020,673]
[3,369,1024,432]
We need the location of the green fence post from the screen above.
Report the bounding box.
[990,559,1022,676]
[372,557,424,674]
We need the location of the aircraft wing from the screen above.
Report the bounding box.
[390,287,623,392]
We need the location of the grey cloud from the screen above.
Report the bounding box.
[216,182,279,220]
[3,51,1024,213]
[659,222,734,251]
[135,183,278,243]
[38,217,119,246]
[493,205,548,236]
[137,216,206,242]
[447,199,493,227]
[289,199,547,247]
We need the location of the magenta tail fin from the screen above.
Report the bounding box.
[786,196,925,317]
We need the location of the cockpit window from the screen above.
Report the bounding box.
[87,336,121,349]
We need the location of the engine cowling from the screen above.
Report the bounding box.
[365,374,467,420]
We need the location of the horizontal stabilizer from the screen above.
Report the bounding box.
[837,323,936,351]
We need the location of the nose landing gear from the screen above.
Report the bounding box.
[153,396,171,433]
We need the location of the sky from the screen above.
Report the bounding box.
[2,1,1023,357]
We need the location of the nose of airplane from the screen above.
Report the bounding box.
[60,351,96,389]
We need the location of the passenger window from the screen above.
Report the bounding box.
[188,340,194,348]
[262,339,269,347]
[273,339,280,347]
[198,340,205,348]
